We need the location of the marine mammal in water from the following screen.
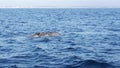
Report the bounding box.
[31,32,60,38]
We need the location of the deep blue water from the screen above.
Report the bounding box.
[0,8,120,68]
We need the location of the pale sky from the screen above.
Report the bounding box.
[0,0,119,8]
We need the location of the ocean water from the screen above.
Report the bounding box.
[0,8,120,68]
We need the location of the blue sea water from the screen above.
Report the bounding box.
[0,8,120,68]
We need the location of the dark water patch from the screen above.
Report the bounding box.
[35,54,58,63]
[63,56,82,64]
[1,33,14,38]
[64,40,74,44]
[61,38,76,45]
[12,53,39,59]
[0,20,5,23]
[70,42,76,45]
[0,65,18,68]
[63,60,115,68]
[0,58,30,64]
[15,31,28,36]
[4,39,16,44]
[3,39,23,44]
[12,55,35,59]
[107,28,120,32]
[0,66,5,68]
[32,47,46,52]
[109,42,120,45]
[31,38,51,43]
[105,34,120,41]
[0,32,1,36]
[19,21,27,23]
[68,28,84,32]
[33,65,48,68]
[39,38,51,42]
[0,46,13,53]
[9,65,18,68]
[1,31,25,38]
[4,25,10,29]
[0,48,12,52]
[61,47,93,53]
[101,34,120,45]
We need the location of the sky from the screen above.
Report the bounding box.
[0,0,119,8]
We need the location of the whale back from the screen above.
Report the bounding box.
[31,32,60,38]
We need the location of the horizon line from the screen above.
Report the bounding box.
[0,6,120,8]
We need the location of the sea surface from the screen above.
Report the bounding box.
[0,8,120,68]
